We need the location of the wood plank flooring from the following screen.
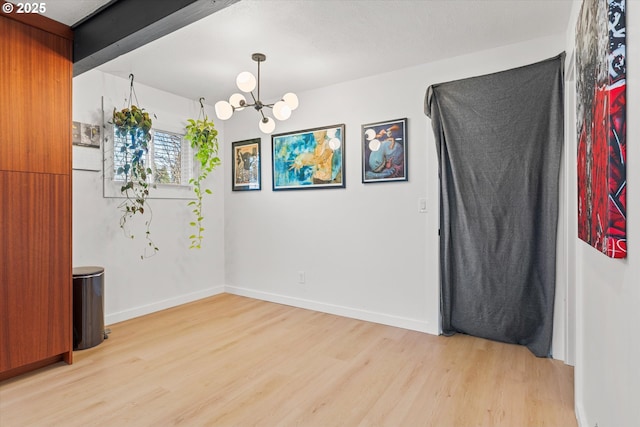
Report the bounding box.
[0,294,576,426]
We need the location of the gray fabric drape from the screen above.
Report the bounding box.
[425,54,565,357]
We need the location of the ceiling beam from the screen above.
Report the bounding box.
[72,0,239,76]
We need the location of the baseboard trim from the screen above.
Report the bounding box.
[104,285,436,335]
[105,286,225,325]
[225,286,437,335]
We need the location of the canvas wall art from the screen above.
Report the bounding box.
[576,0,626,258]
[232,138,261,191]
[361,118,407,183]
[271,124,345,190]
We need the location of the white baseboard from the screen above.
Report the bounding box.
[104,285,436,335]
[225,286,437,335]
[105,285,225,325]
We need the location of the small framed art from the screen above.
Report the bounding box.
[362,118,407,183]
[271,124,345,190]
[232,138,261,191]
[72,121,101,148]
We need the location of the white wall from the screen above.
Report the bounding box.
[72,70,226,324]
[73,33,571,361]
[223,34,568,347]
[566,1,640,426]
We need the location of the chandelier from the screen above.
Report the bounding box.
[214,53,299,134]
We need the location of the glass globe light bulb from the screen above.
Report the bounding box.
[236,71,257,93]
[273,101,292,121]
[259,117,276,134]
[229,93,246,111]
[282,92,299,110]
[214,100,233,120]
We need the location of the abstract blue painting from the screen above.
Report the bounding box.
[272,124,345,190]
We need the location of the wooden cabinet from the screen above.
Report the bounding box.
[0,172,72,372]
[0,12,73,380]
[0,12,72,174]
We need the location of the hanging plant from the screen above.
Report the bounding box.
[110,74,158,258]
[185,98,221,249]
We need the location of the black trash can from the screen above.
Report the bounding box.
[73,266,105,350]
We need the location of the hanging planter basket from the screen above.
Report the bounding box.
[110,74,158,258]
[185,97,221,249]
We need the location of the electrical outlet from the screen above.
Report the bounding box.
[298,271,305,284]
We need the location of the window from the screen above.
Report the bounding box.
[112,128,191,185]
[105,125,194,200]
[151,131,183,184]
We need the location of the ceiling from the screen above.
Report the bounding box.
[41,0,114,26]
[42,0,575,105]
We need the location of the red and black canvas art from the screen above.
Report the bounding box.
[576,0,626,258]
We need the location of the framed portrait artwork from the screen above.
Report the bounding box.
[271,124,345,190]
[361,118,407,183]
[232,138,261,191]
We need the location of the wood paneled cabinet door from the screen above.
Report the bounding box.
[0,172,73,375]
[0,15,72,175]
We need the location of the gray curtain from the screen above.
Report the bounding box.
[424,54,565,357]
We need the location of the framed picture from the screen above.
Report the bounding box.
[72,121,101,148]
[272,124,345,190]
[362,118,407,183]
[576,0,626,258]
[232,138,261,191]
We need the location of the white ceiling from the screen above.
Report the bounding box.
[42,0,575,105]
[39,0,113,26]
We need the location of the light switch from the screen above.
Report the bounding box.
[419,198,427,213]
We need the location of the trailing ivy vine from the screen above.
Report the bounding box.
[185,98,221,249]
[110,74,158,258]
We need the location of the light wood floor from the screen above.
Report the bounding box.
[0,294,576,427]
